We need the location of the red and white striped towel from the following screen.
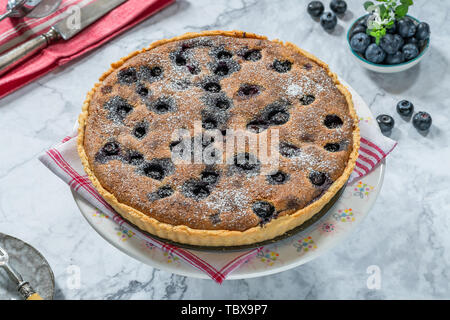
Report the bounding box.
[349,121,397,184]
[0,0,174,99]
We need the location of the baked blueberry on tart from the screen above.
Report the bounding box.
[77,31,360,247]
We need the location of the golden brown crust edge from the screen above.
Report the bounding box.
[77,30,360,246]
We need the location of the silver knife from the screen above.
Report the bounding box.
[0,0,127,76]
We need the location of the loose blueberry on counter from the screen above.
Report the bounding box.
[243,49,262,61]
[320,12,337,30]
[398,18,417,38]
[376,114,395,134]
[412,112,432,131]
[309,171,327,186]
[402,43,419,61]
[385,51,405,65]
[350,33,371,54]
[267,171,289,185]
[272,59,292,73]
[396,100,414,117]
[324,114,343,129]
[415,22,430,40]
[349,25,367,39]
[118,68,137,85]
[252,201,276,223]
[380,34,404,55]
[365,43,386,64]
[330,0,347,15]
[307,1,324,18]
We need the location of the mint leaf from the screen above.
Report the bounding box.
[379,4,387,17]
[364,1,374,10]
[400,0,413,6]
[395,4,408,17]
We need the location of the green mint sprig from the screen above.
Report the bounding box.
[363,0,414,45]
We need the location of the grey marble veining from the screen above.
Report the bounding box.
[0,0,449,300]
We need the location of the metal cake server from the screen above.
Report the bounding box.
[0,245,43,300]
[0,0,127,76]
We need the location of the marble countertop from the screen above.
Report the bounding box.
[0,0,449,300]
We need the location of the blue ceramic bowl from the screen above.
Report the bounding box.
[347,14,430,73]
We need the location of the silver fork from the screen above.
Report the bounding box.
[0,245,42,300]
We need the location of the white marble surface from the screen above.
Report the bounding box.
[0,0,449,300]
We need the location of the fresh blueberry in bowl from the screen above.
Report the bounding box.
[349,24,367,39]
[398,18,417,38]
[320,12,337,30]
[330,0,347,15]
[396,100,414,117]
[365,43,386,64]
[379,34,404,55]
[402,43,419,61]
[415,22,430,40]
[357,15,369,28]
[307,1,324,18]
[350,33,370,53]
[376,115,395,134]
[405,37,418,45]
[413,112,432,131]
[385,51,405,65]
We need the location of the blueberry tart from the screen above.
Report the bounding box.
[78,31,360,246]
